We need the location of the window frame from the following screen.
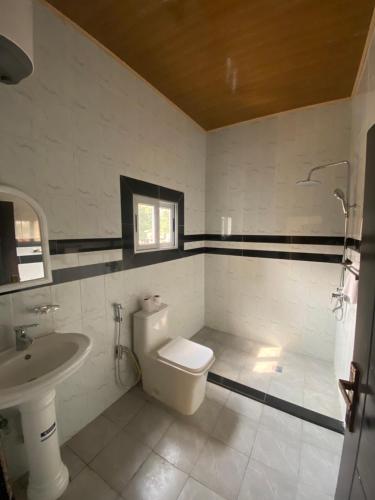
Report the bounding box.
[120,176,184,267]
[133,195,178,253]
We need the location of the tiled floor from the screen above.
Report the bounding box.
[192,328,342,420]
[13,382,343,500]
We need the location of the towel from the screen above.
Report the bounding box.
[343,269,359,304]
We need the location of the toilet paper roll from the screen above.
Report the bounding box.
[153,295,161,307]
[142,297,154,313]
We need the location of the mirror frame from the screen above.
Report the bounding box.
[0,184,52,293]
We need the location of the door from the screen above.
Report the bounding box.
[335,124,375,499]
[0,200,19,285]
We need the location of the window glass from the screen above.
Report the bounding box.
[134,195,177,253]
[137,203,156,246]
[160,205,172,245]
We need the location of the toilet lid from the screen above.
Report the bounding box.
[157,337,214,373]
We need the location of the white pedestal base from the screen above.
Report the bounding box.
[19,390,69,500]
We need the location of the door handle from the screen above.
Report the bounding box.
[338,362,360,432]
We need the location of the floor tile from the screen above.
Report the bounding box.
[124,402,173,448]
[220,334,257,354]
[191,329,209,343]
[238,459,297,500]
[238,367,273,393]
[296,482,334,500]
[206,381,231,406]
[302,421,344,454]
[268,377,304,406]
[299,442,341,497]
[103,392,146,427]
[225,392,263,422]
[211,407,257,455]
[61,445,86,480]
[303,389,341,419]
[207,328,342,420]
[191,437,248,500]
[251,425,300,478]
[260,405,302,443]
[90,431,151,493]
[122,452,187,500]
[200,338,225,357]
[212,359,242,380]
[177,478,226,500]
[154,419,208,473]
[206,329,233,345]
[218,348,253,368]
[60,467,118,500]
[67,415,120,463]
[179,397,222,433]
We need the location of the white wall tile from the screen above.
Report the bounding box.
[0,0,206,479]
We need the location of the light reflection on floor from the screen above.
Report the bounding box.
[193,327,342,420]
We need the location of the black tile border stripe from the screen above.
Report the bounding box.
[1,245,343,296]
[18,255,43,264]
[346,237,361,252]
[49,238,123,255]
[204,247,342,263]
[202,234,346,245]
[48,234,354,253]
[207,372,344,434]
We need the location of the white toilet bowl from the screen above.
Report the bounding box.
[133,304,214,415]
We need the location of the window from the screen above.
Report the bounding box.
[133,195,177,253]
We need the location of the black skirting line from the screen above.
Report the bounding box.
[207,372,344,435]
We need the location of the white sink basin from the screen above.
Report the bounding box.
[0,332,92,500]
[0,332,91,409]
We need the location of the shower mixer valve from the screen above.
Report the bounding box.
[331,289,344,300]
[115,344,127,360]
[113,303,124,323]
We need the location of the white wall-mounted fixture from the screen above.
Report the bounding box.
[0,332,92,500]
[0,0,34,84]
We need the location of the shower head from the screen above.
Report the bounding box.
[296,178,321,186]
[333,189,348,217]
[296,161,350,188]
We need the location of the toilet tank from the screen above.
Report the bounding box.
[134,304,169,356]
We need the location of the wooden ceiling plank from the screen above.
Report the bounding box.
[47,0,375,129]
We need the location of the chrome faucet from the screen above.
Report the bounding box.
[14,324,38,351]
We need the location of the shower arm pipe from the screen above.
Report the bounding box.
[305,161,350,196]
[304,160,352,274]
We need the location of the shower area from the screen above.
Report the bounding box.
[198,100,359,427]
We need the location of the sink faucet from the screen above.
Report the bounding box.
[14,324,38,351]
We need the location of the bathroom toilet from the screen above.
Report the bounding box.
[133,304,215,415]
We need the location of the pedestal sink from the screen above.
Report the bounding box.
[0,332,92,500]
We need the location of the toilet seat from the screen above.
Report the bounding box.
[157,337,214,374]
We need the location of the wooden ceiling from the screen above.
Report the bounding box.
[47,0,374,130]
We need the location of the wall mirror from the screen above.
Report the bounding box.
[0,185,52,293]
